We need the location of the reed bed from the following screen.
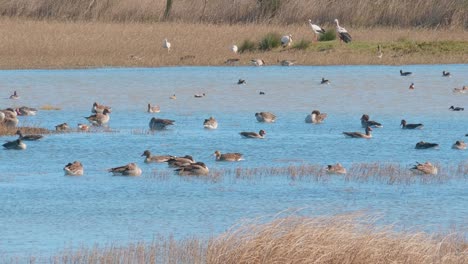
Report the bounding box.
[16,213,468,263]
[0,125,50,136]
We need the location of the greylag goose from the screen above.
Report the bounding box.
[305,110,327,124]
[240,130,266,139]
[452,140,466,150]
[410,162,438,175]
[16,130,43,141]
[343,126,372,139]
[415,141,439,149]
[141,150,173,163]
[85,108,111,126]
[9,91,19,100]
[326,163,347,174]
[214,150,243,161]
[255,112,276,123]
[166,155,195,168]
[3,139,26,150]
[149,117,175,130]
[400,120,423,129]
[108,163,142,176]
[175,162,209,176]
[203,117,218,129]
[361,114,383,128]
[64,161,84,176]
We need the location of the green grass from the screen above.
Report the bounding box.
[238,39,256,53]
[319,30,336,41]
[258,32,282,51]
[292,39,312,50]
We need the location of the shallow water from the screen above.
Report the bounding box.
[0,65,467,256]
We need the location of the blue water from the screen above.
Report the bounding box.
[0,65,468,256]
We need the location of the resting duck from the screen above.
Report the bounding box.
[409,83,415,90]
[147,103,161,113]
[169,94,177,100]
[400,120,423,129]
[16,106,37,116]
[305,110,327,124]
[175,162,209,176]
[3,139,26,150]
[343,126,372,139]
[92,102,112,114]
[279,60,295,66]
[255,112,276,123]
[453,86,468,94]
[449,106,464,111]
[203,117,218,129]
[108,163,142,176]
[361,114,383,128]
[16,130,43,141]
[326,163,347,174]
[452,140,466,150]
[400,69,412,76]
[415,141,439,149]
[149,117,175,130]
[410,162,438,175]
[9,91,19,100]
[85,108,111,126]
[64,161,84,176]
[214,150,243,162]
[240,130,266,139]
[141,150,173,163]
[77,123,89,132]
[55,123,69,132]
[251,59,265,66]
[321,78,330,84]
[442,71,451,77]
[166,155,195,168]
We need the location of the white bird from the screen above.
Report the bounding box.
[281,34,293,47]
[308,20,326,41]
[334,19,352,43]
[231,45,238,54]
[163,38,171,52]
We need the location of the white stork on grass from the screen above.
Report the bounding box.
[334,19,352,43]
[308,20,326,41]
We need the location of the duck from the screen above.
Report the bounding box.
[259,91,265,95]
[343,126,373,139]
[255,112,276,123]
[85,108,111,126]
[326,163,347,174]
[77,123,89,132]
[410,162,438,175]
[166,155,195,168]
[377,45,383,59]
[442,71,451,77]
[279,60,295,66]
[194,93,206,98]
[400,69,412,76]
[55,123,69,132]
[108,163,142,176]
[203,117,218,129]
[175,162,209,176]
[321,78,330,84]
[449,106,464,111]
[16,106,37,116]
[400,120,423,129]
[237,79,246,85]
[415,141,439,149]
[169,94,177,100]
[452,140,466,150]
[9,91,19,100]
[91,102,112,114]
[305,110,327,124]
[147,103,161,113]
[281,34,293,47]
[16,130,43,141]
[214,150,243,162]
[409,83,415,90]
[361,114,383,128]
[149,117,175,130]
[63,161,84,176]
[3,139,26,150]
[251,59,265,66]
[240,130,266,139]
[453,86,468,93]
[141,150,173,163]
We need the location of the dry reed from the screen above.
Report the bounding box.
[0,125,50,136]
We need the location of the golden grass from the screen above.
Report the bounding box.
[22,214,467,263]
[0,18,467,69]
[39,104,62,111]
[0,125,50,136]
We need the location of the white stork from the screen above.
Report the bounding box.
[281,34,293,48]
[334,19,352,43]
[308,19,325,41]
[163,38,171,52]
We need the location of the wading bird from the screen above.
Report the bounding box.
[334,19,352,43]
[308,20,325,41]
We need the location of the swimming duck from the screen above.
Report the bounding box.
[449,106,464,111]
[141,150,173,163]
[16,130,43,141]
[166,155,195,168]
[361,114,383,128]
[91,102,112,114]
[237,79,246,85]
[108,163,142,176]
[259,91,265,95]
[305,110,327,124]
[194,93,206,98]
[175,162,209,176]
[9,91,19,100]
[240,130,266,139]
[400,69,412,76]
[149,117,175,130]
[410,162,438,175]
[64,161,84,176]
[3,139,26,150]
[453,86,468,94]
[326,163,347,174]
[321,78,330,84]
[279,60,295,66]
[343,126,373,139]
[214,150,243,161]
[409,83,415,90]
[169,94,177,100]
[55,123,69,132]
[77,123,89,132]
[442,71,451,77]
[85,108,111,126]
[400,120,423,129]
[203,117,218,129]
[16,106,37,116]
[255,112,276,123]
[452,140,466,150]
[415,141,439,149]
[147,103,161,113]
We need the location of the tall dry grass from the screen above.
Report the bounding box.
[0,0,467,28]
[20,214,468,263]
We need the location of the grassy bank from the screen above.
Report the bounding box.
[20,214,468,263]
[0,19,467,69]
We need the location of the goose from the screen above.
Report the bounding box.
[147,103,161,113]
[0,111,4,122]
[64,161,84,176]
[141,150,173,163]
[251,59,265,66]
[409,83,415,90]
[2,108,17,119]
[415,141,439,149]
[214,150,243,162]
[410,162,438,175]
[3,139,26,150]
[149,117,175,130]
[305,110,328,124]
[334,19,352,43]
[163,38,171,52]
[281,34,293,47]
[237,79,246,85]
[108,163,142,176]
[240,130,266,139]
[9,91,19,100]
[255,112,276,123]
[91,102,112,114]
[326,163,347,174]
[321,78,330,84]
[400,120,423,129]
[308,20,325,41]
[452,140,466,150]
[77,123,89,132]
[442,71,451,77]
[231,45,238,54]
[175,162,209,176]
[361,114,383,128]
[85,108,111,126]
[16,106,37,116]
[343,126,372,139]
[225,58,240,65]
[194,93,206,98]
[3,117,19,127]
[377,45,383,59]
[16,130,43,141]
[400,69,412,76]
[279,60,295,66]
[169,94,177,100]
[166,155,195,168]
[203,117,218,129]
[453,86,468,94]
[449,106,464,111]
[55,123,69,131]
